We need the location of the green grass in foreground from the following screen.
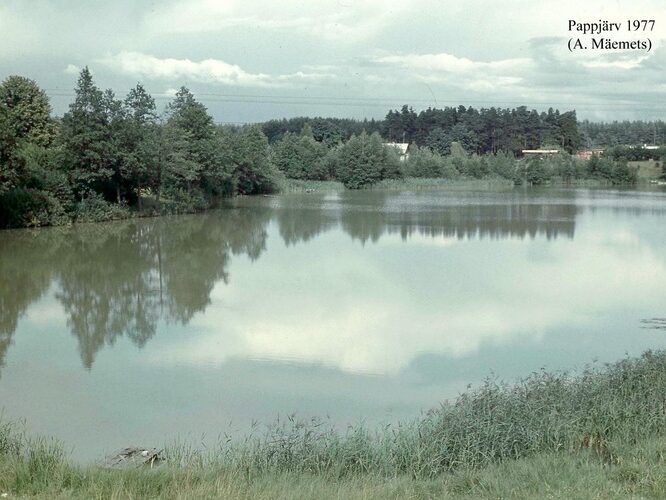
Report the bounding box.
[4,441,666,499]
[4,350,666,498]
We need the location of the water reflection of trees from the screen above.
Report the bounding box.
[62,210,270,367]
[0,193,579,372]
[0,208,270,371]
[269,192,578,246]
[55,223,162,368]
[0,231,58,372]
[385,203,577,241]
[274,194,339,246]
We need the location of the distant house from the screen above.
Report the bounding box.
[643,144,660,150]
[576,148,604,160]
[521,149,560,157]
[384,142,411,161]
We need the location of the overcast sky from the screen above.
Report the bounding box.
[1,0,665,122]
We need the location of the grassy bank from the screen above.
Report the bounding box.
[278,177,633,194]
[4,439,666,499]
[278,177,517,193]
[372,177,515,191]
[630,159,663,183]
[3,176,649,230]
[4,350,666,498]
[276,178,346,193]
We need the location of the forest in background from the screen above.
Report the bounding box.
[261,106,666,153]
[0,70,657,229]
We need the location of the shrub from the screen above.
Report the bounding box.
[0,188,70,228]
[74,192,130,223]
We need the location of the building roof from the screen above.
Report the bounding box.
[521,149,560,154]
[384,142,410,155]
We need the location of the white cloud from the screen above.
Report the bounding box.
[144,0,414,43]
[581,53,652,70]
[97,51,332,88]
[373,52,532,94]
[2,0,666,120]
[376,53,530,74]
[368,40,666,109]
[63,64,80,75]
[0,6,41,59]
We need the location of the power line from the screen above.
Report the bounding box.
[41,89,666,110]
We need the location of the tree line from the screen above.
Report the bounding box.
[579,120,666,148]
[262,104,583,155]
[271,130,636,187]
[0,69,282,228]
[0,70,639,229]
[265,109,666,155]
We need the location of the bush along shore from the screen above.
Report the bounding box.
[3,350,666,498]
[1,71,647,229]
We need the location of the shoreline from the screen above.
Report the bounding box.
[0,177,659,232]
[3,350,666,497]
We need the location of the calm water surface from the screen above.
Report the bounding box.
[2,187,666,461]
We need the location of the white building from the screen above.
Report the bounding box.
[521,149,560,156]
[384,142,410,161]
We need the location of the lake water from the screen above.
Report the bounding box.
[2,187,666,462]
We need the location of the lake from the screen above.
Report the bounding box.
[2,186,666,462]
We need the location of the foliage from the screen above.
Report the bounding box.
[382,105,582,155]
[120,83,159,208]
[0,75,56,195]
[0,76,54,147]
[0,141,74,227]
[580,119,666,148]
[525,157,549,185]
[507,153,632,186]
[163,87,233,202]
[150,185,208,215]
[0,187,69,228]
[549,153,587,182]
[231,125,281,194]
[73,192,130,223]
[271,129,328,180]
[586,155,638,184]
[485,150,516,180]
[333,131,401,188]
[59,67,114,198]
[403,146,458,178]
[603,144,666,162]
[261,116,382,144]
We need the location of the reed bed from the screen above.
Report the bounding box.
[2,350,666,498]
[173,350,666,478]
